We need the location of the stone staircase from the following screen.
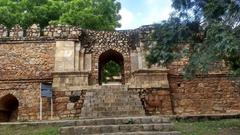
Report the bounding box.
[80,85,145,118]
[60,85,181,135]
[59,116,181,135]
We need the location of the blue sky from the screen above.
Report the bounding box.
[117,0,173,30]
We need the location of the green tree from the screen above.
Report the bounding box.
[0,0,121,30]
[102,60,121,83]
[147,0,240,78]
[54,0,121,30]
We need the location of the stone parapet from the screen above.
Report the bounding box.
[0,24,82,41]
[52,71,90,91]
[129,69,169,89]
[0,24,155,43]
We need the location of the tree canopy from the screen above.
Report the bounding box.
[0,0,121,30]
[147,0,240,78]
[102,60,121,83]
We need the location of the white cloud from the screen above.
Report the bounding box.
[144,0,173,24]
[118,8,134,29]
[117,0,173,30]
[145,0,159,4]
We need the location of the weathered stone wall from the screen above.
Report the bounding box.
[169,75,240,115]
[138,89,173,115]
[0,42,55,80]
[0,82,40,120]
[54,90,86,119]
[0,41,55,121]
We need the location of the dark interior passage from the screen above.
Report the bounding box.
[0,94,19,122]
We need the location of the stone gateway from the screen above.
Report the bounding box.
[0,24,240,121]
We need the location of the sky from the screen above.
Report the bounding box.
[117,0,173,30]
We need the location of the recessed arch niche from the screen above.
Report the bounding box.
[0,94,19,122]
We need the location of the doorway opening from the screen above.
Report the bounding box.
[0,94,19,122]
[98,50,124,85]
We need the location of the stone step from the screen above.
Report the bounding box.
[75,116,170,126]
[91,131,181,135]
[60,123,175,135]
[80,85,145,118]
[99,85,128,90]
[80,112,143,118]
[85,92,138,96]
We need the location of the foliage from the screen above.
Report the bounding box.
[0,0,121,30]
[147,0,240,78]
[102,60,121,83]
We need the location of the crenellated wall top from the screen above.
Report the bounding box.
[0,24,156,43]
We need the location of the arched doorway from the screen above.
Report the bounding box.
[98,49,124,85]
[0,94,19,122]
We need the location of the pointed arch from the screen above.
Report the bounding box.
[98,49,124,85]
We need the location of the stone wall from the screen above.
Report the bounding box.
[0,82,41,120]
[0,42,55,80]
[0,23,240,121]
[54,90,86,119]
[138,89,173,115]
[169,75,240,115]
[0,41,55,121]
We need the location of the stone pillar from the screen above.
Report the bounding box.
[84,53,92,72]
[79,49,85,71]
[139,42,149,69]
[54,41,75,72]
[74,42,81,71]
[137,47,143,69]
[130,50,139,72]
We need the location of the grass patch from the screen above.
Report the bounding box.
[0,125,59,135]
[175,118,240,135]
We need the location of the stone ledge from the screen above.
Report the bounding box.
[171,113,240,121]
[52,71,90,76]
[132,69,169,74]
[0,78,52,83]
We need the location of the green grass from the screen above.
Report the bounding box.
[174,119,240,135]
[1,119,240,135]
[0,125,59,135]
